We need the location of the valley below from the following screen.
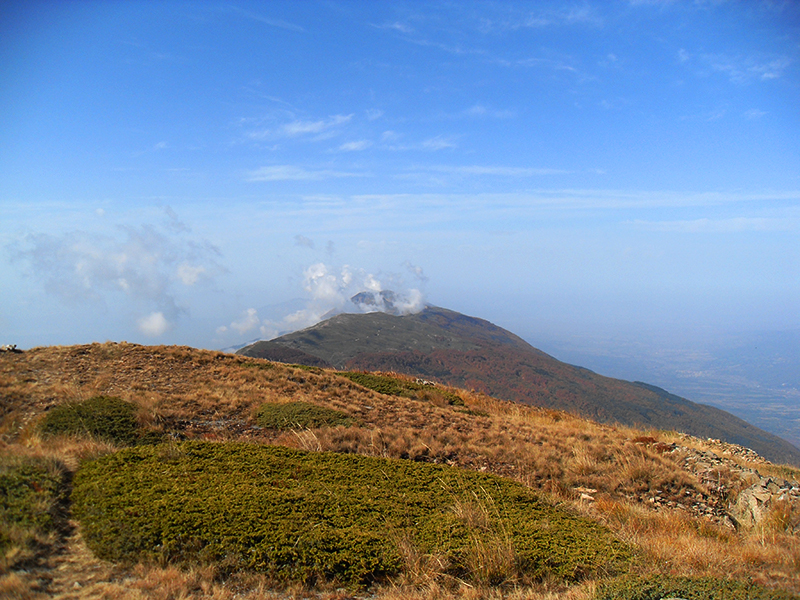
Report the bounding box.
[537,329,800,449]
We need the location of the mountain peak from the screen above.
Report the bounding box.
[350,290,402,315]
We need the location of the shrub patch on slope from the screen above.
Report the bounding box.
[339,371,410,396]
[339,371,465,406]
[255,402,355,430]
[72,442,629,588]
[595,574,798,600]
[38,395,156,446]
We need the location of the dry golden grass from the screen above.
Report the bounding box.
[590,496,800,590]
[1,342,799,599]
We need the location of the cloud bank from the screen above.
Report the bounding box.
[11,211,225,337]
[219,261,427,342]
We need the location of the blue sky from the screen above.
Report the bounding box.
[2,0,799,352]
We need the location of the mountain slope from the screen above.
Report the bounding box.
[238,306,800,466]
[2,342,799,597]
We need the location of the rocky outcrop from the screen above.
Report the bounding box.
[730,476,800,530]
[634,434,799,530]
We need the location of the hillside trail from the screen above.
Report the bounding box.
[13,522,130,599]
[12,525,362,600]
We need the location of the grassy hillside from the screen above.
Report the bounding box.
[239,307,800,466]
[1,343,799,599]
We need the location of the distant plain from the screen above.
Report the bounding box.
[537,328,800,448]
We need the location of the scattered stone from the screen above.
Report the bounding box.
[629,433,799,528]
[730,476,800,530]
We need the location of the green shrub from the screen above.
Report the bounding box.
[456,408,489,417]
[255,402,355,430]
[438,389,465,406]
[241,361,275,371]
[339,372,466,406]
[288,364,324,373]
[339,372,411,396]
[72,442,630,588]
[38,395,157,446]
[595,574,798,600]
[0,455,68,560]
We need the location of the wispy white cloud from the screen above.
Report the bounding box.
[246,165,367,181]
[462,104,516,119]
[709,54,790,82]
[515,57,579,73]
[598,53,621,69]
[481,4,604,31]
[405,36,487,57]
[391,165,574,187]
[380,135,458,152]
[743,109,767,119]
[349,189,800,214]
[685,52,792,83]
[338,140,373,152]
[381,130,401,142]
[227,6,305,32]
[526,5,603,27]
[376,7,594,72]
[630,217,798,233]
[298,195,347,209]
[678,106,728,122]
[131,140,171,157]
[374,6,600,75]
[628,0,680,6]
[373,21,415,34]
[425,165,571,176]
[421,136,457,150]
[464,105,488,117]
[281,114,352,136]
[247,114,353,142]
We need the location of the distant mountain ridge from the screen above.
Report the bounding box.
[237,305,800,466]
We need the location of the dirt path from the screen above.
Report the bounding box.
[8,523,130,600]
